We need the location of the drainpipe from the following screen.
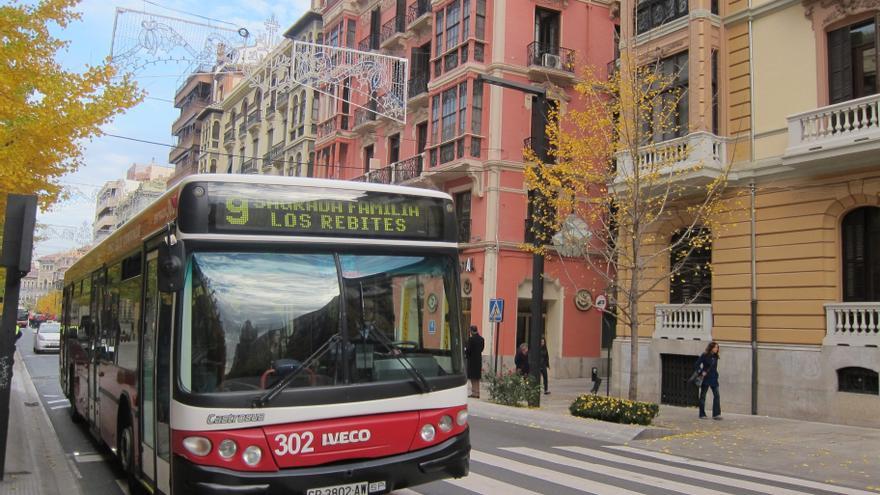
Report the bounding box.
[747,0,758,416]
[750,181,758,415]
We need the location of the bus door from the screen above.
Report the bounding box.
[89,269,106,435]
[139,251,173,493]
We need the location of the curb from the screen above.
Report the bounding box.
[11,350,84,495]
[467,398,647,444]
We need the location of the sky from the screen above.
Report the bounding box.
[35,0,311,256]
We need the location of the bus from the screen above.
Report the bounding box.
[60,175,470,494]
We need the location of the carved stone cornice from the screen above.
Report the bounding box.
[803,0,880,27]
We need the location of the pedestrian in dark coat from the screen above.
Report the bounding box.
[465,325,485,398]
[695,341,721,419]
[539,337,550,394]
[514,343,529,376]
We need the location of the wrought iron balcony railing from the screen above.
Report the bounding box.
[246,110,262,129]
[381,16,407,45]
[526,42,576,73]
[408,73,428,99]
[392,154,423,183]
[354,106,377,128]
[407,0,431,26]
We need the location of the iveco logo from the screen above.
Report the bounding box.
[321,429,371,446]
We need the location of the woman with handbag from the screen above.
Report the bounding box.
[695,341,722,419]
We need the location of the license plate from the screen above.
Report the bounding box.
[306,482,369,495]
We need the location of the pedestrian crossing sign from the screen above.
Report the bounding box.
[489,298,504,323]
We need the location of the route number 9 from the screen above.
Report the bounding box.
[274,431,315,456]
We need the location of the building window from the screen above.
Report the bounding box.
[828,17,878,104]
[458,82,467,135]
[636,0,688,34]
[388,134,400,164]
[837,367,879,395]
[842,206,880,301]
[454,190,471,243]
[442,87,457,142]
[655,51,689,141]
[431,94,441,146]
[363,145,374,173]
[669,227,711,305]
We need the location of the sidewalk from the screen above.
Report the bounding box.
[468,377,880,493]
[0,351,83,495]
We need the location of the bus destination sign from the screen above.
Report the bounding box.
[199,183,448,240]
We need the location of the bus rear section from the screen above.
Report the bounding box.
[62,177,470,495]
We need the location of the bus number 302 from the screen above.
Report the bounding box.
[274,432,316,456]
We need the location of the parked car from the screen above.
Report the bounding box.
[33,321,61,354]
[16,308,29,328]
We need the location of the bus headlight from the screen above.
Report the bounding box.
[420,424,436,442]
[438,415,453,433]
[218,439,237,459]
[242,445,262,466]
[183,436,212,456]
[456,409,468,426]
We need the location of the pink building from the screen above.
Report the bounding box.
[314,0,616,378]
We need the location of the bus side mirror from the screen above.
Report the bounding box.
[158,238,185,292]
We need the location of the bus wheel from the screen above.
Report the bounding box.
[118,421,134,474]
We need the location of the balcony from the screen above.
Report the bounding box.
[238,122,246,138]
[358,35,378,53]
[783,94,880,173]
[408,72,428,102]
[241,159,257,174]
[824,302,880,347]
[264,142,285,168]
[380,16,407,48]
[526,42,576,84]
[406,0,431,31]
[223,127,234,143]
[654,304,713,341]
[614,131,728,187]
[351,154,424,184]
[246,110,262,132]
[392,154,423,183]
[316,114,353,144]
[353,106,378,133]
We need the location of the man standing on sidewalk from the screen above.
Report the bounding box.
[466,325,484,398]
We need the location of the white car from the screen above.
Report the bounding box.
[33,322,61,353]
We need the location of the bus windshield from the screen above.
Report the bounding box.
[181,251,462,395]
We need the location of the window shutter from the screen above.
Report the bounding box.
[828,26,853,104]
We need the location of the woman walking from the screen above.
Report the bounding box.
[695,341,722,419]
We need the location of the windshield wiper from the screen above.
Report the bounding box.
[366,325,432,394]
[252,334,342,408]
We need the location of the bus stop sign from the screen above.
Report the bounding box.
[488,298,504,323]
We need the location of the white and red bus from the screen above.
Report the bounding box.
[60,175,470,494]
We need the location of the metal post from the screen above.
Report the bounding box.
[0,194,37,480]
[750,182,758,415]
[476,75,549,405]
[493,321,500,373]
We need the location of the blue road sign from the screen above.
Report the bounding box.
[488,298,504,323]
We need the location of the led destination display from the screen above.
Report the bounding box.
[198,183,449,240]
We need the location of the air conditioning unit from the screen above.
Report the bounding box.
[542,53,562,70]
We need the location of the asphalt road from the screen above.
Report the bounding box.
[17,325,869,495]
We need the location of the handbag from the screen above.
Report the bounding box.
[686,370,702,387]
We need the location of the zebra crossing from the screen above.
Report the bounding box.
[400,444,877,495]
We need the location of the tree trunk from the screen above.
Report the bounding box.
[627,275,639,400]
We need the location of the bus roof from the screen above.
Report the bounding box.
[65,175,454,285]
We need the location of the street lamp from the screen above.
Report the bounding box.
[476,75,549,404]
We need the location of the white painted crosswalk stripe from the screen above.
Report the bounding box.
[606,445,878,495]
[448,472,541,495]
[50,404,71,410]
[46,399,69,404]
[505,447,739,495]
[471,450,646,495]
[556,446,809,495]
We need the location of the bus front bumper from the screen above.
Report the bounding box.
[172,430,470,495]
